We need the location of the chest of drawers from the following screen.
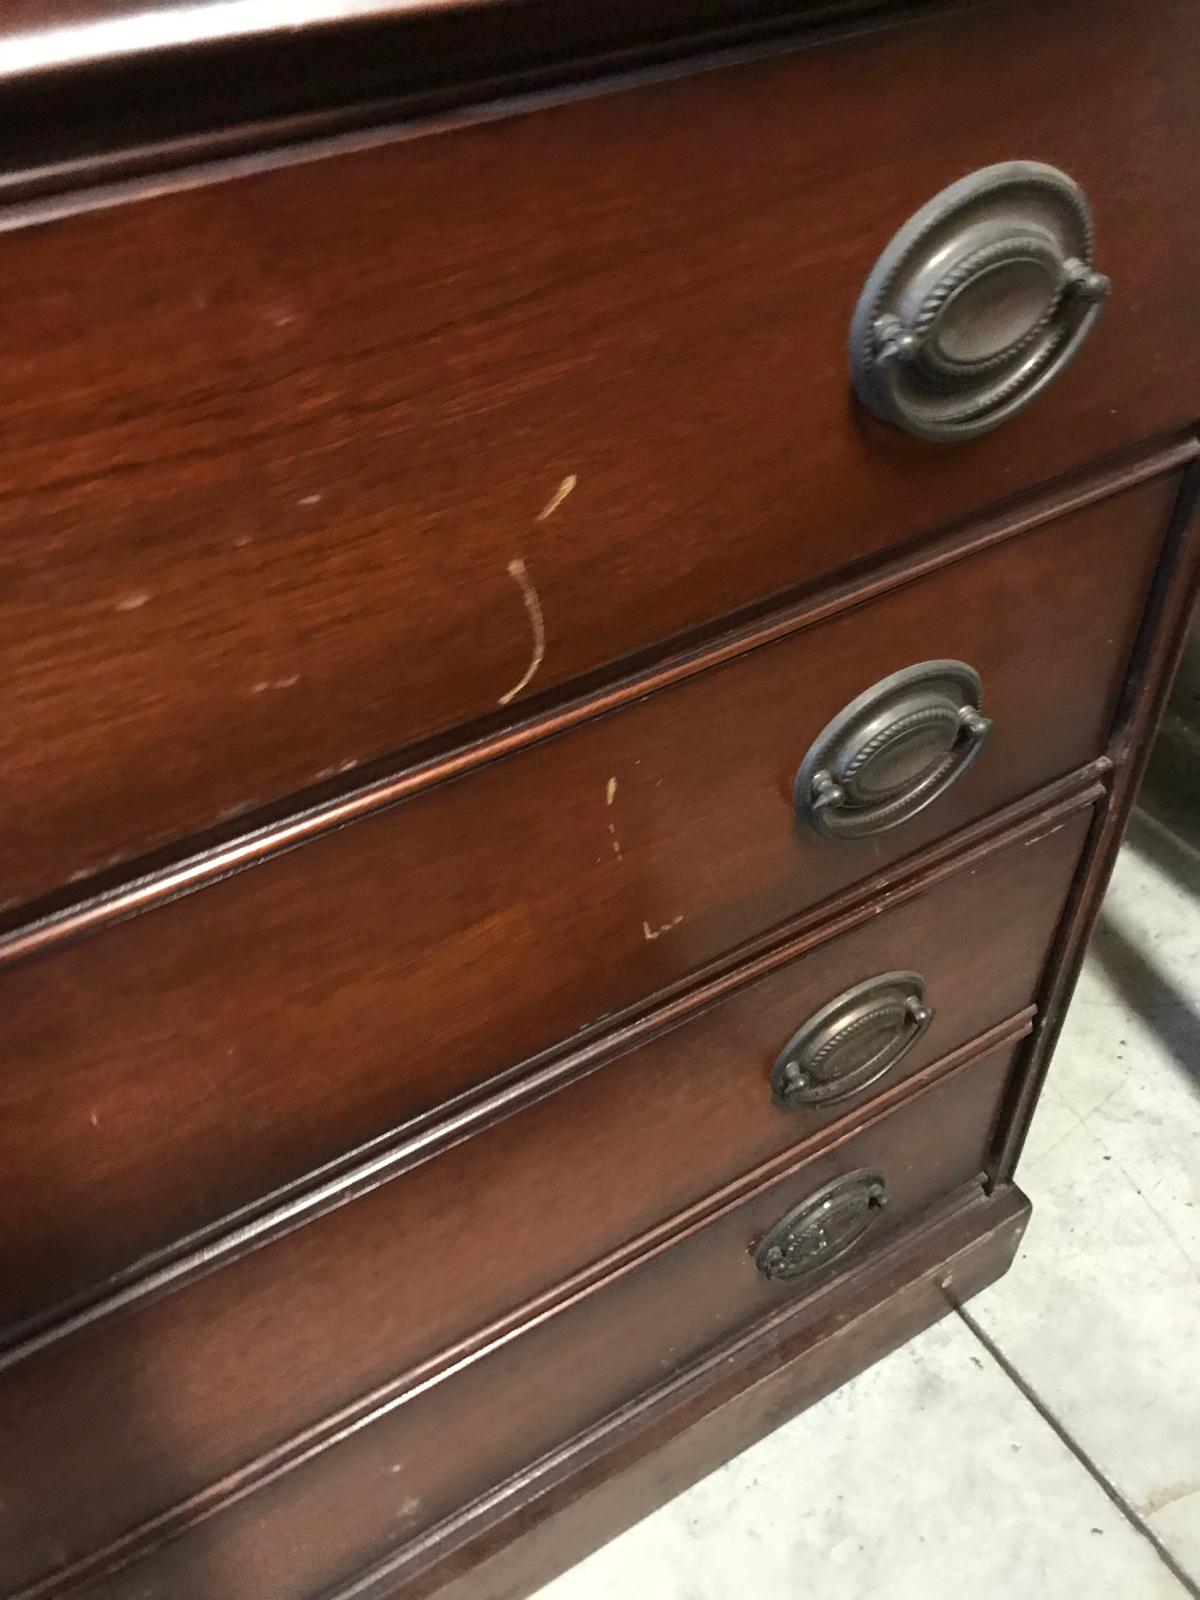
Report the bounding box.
[2,3,1198,1597]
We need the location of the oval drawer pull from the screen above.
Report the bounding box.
[771,972,933,1109]
[849,161,1109,441]
[794,660,990,840]
[756,1170,888,1283]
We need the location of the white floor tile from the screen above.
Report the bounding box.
[971,834,1200,1578]
[534,1313,1187,1600]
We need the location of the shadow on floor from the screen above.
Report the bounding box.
[1124,808,1200,902]
[1089,878,1200,1098]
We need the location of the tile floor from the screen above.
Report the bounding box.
[536,801,1200,1600]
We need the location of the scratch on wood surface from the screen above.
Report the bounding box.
[1026,823,1068,844]
[604,776,624,857]
[498,558,545,706]
[537,474,577,521]
[642,915,683,942]
[114,592,151,612]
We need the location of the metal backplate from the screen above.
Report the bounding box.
[756,1170,889,1283]
[771,972,932,1108]
[794,660,988,841]
[849,161,1107,440]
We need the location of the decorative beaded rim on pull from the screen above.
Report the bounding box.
[838,701,966,802]
[755,1170,889,1282]
[771,972,932,1109]
[806,1000,910,1077]
[907,233,1068,379]
[851,161,1094,375]
[848,160,1106,440]
[795,661,988,841]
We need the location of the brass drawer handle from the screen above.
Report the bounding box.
[849,161,1109,441]
[771,972,933,1109]
[756,1170,888,1283]
[794,660,990,840]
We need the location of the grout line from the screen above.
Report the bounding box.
[951,1300,1200,1600]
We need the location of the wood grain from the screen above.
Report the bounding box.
[0,466,1161,1331]
[1,801,1085,1340]
[2,0,1198,905]
[5,1038,1020,1598]
[378,1185,1031,1600]
[0,434,1181,968]
[0,773,1101,1380]
[4,4,1199,1597]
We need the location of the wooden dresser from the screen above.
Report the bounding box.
[3,3,1198,1596]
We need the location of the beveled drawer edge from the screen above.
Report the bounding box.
[1,775,1100,1365]
[0,434,1188,966]
[12,1020,1031,1600]
[0,0,935,216]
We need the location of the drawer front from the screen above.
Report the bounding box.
[3,0,1198,904]
[0,800,1089,1333]
[3,1038,1018,1595]
[0,474,1167,1328]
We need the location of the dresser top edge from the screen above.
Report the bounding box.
[0,0,968,200]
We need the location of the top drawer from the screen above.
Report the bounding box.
[3,0,1199,905]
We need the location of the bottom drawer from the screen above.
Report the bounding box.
[16,1034,1022,1600]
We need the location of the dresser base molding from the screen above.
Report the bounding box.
[8,1025,1026,1600]
[338,1185,1031,1600]
[15,1181,1028,1600]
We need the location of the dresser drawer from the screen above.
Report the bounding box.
[2,797,1089,1334]
[3,1034,1020,1595]
[3,0,1198,906]
[0,796,1088,1337]
[0,473,1169,1330]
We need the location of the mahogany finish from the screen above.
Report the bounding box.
[0,800,1086,1337]
[4,2,1200,1597]
[4,1037,1021,1597]
[2,0,1199,905]
[0,472,1161,1331]
[414,1186,1032,1600]
[18,1187,1031,1600]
